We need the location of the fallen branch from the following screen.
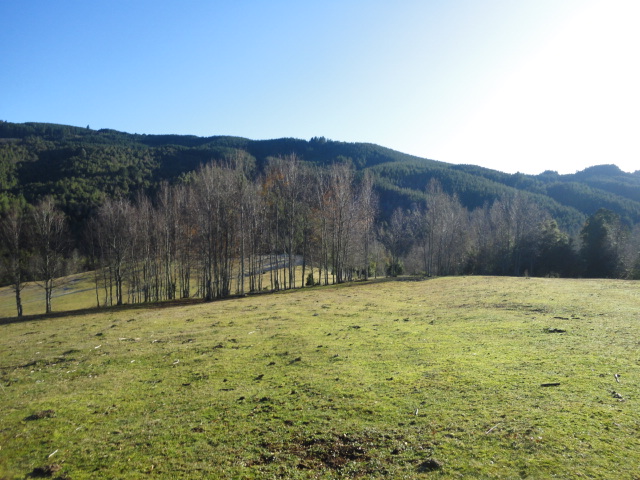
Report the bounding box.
[540,382,561,387]
[485,423,501,434]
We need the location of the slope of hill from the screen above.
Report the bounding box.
[2,277,640,478]
[2,121,640,232]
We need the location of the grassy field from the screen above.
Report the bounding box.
[0,273,97,319]
[1,276,640,479]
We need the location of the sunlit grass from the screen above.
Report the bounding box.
[0,264,325,319]
[0,272,98,319]
[1,276,640,478]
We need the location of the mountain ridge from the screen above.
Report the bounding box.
[1,120,640,233]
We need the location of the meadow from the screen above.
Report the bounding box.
[1,276,640,479]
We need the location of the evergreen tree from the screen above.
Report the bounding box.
[580,208,624,277]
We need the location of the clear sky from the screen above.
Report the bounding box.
[2,1,638,175]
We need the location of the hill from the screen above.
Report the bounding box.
[2,121,640,233]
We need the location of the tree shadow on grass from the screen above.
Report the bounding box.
[0,297,205,325]
[0,276,431,326]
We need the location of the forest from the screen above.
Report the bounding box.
[1,121,640,317]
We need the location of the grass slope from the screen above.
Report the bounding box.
[1,277,640,478]
[0,273,97,319]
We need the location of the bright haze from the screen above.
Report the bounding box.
[2,1,638,175]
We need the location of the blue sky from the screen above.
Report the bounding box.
[2,1,638,174]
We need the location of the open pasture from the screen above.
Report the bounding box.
[1,276,640,478]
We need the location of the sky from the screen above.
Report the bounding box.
[1,1,639,175]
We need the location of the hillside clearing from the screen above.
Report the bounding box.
[1,276,640,478]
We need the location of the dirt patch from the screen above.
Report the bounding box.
[25,410,56,421]
[418,458,443,472]
[545,328,566,333]
[296,433,369,470]
[29,463,61,477]
[252,430,409,475]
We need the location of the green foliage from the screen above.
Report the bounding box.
[385,259,404,277]
[580,208,624,278]
[2,120,640,247]
[305,272,316,286]
[535,220,578,277]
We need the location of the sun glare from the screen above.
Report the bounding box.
[432,0,640,174]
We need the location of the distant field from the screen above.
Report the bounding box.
[1,276,640,478]
[0,272,98,319]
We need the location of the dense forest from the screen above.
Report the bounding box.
[1,121,640,316]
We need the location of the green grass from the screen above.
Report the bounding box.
[0,272,98,319]
[2,276,640,478]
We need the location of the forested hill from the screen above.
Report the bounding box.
[1,121,639,232]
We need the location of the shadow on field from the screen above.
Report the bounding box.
[0,298,205,325]
[0,276,432,325]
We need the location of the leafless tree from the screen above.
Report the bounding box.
[93,197,134,306]
[0,200,28,316]
[174,183,196,298]
[379,208,413,276]
[30,196,68,313]
[192,163,237,300]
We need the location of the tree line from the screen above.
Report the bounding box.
[386,179,640,279]
[84,154,377,305]
[1,155,377,315]
[2,155,640,317]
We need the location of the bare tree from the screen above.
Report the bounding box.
[131,194,155,303]
[326,163,355,283]
[192,162,238,300]
[310,166,332,285]
[508,194,547,276]
[93,197,134,306]
[352,173,377,279]
[379,208,413,277]
[156,183,178,300]
[0,200,28,317]
[466,194,547,275]
[174,183,196,298]
[265,155,307,289]
[30,196,68,314]
[421,180,470,276]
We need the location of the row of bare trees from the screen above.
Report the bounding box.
[4,156,640,318]
[386,180,577,278]
[85,155,378,306]
[0,197,69,316]
[389,180,640,278]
